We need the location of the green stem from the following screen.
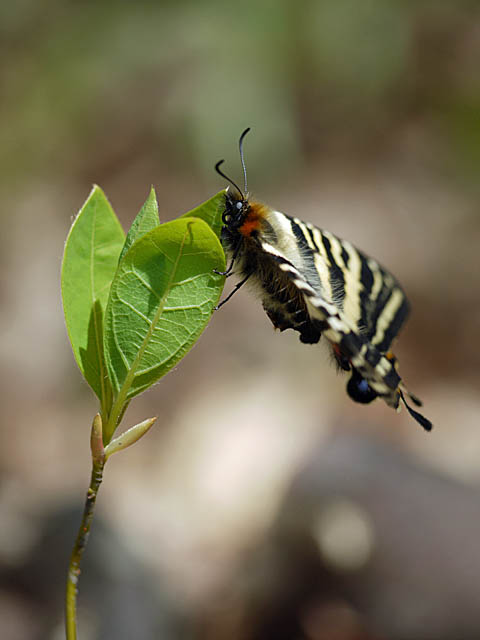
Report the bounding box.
[104,399,130,446]
[65,460,104,639]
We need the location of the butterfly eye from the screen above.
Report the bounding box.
[236,202,243,210]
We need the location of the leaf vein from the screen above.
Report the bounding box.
[116,297,151,324]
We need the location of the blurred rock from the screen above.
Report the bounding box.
[202,433,480,640]
[1,504,183,640]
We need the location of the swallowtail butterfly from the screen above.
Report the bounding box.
[215,129,432,431]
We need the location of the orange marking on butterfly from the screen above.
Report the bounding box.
[238,202,268,237]
[333,344,342,358]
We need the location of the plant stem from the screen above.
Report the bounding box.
[65,459,104,639]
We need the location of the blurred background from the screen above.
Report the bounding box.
[1,1,479,638]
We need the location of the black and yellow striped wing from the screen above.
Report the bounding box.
[289,216,410,355]
[255,212,431,429]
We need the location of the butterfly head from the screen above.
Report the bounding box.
[216,127,251,230]
[222,187,250,229]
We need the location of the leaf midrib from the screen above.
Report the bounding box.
[89,197,109,414]
[108,225,190,429]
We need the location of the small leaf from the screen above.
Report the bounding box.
[61,186,125,412]
[104,217,225,410]
[119,187,160,262]
[104,417,157,459]
[181,191,225,238]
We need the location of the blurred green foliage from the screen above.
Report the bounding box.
[1,0,479,189]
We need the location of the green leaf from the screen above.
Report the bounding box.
[61,185,125,412]
[119,187,160,262]
[104,217,225,429]
[181,190,225,238]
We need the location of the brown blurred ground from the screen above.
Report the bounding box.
[0,2,479,639]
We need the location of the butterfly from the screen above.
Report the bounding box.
[215,128,432,431]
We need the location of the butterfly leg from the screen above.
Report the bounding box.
[214,236,242,277]
[215,273,251,310]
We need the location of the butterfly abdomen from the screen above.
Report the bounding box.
[222,205,324,344]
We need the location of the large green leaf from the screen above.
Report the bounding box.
[181,190,225,239]
[104,216,225,417]
[119,187,160,262]
[61,185,125,411]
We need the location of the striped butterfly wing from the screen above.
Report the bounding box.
[258,214,409,408]
[291,216,410,352]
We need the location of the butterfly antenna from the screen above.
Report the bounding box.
[399,390,433,432]
[215,160,244,196]
[239,127,251,196]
